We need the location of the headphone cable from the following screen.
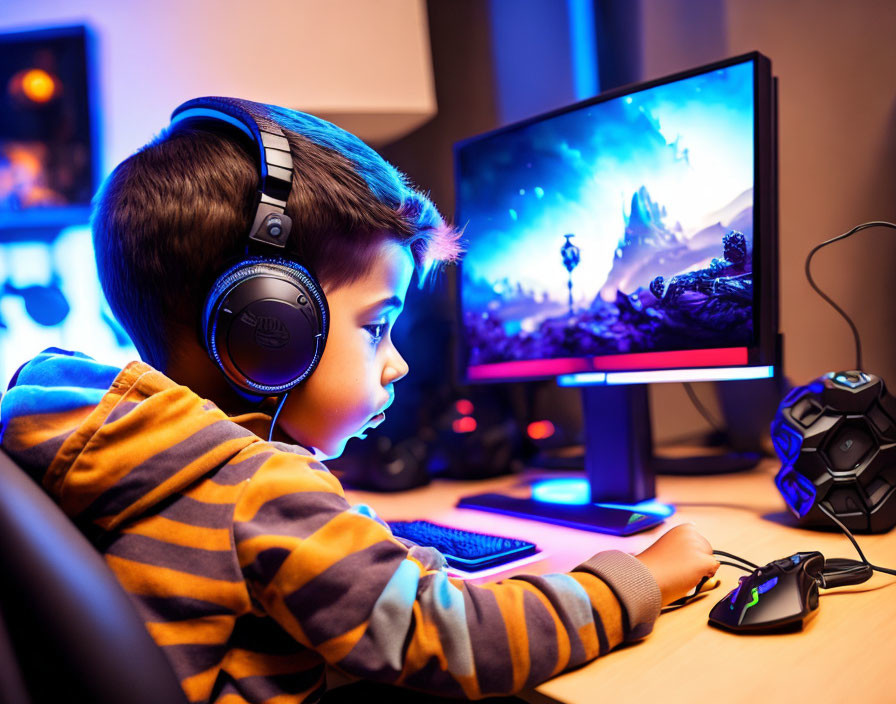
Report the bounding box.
[268,391,291,443]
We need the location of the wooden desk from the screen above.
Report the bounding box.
[343,460,896,704]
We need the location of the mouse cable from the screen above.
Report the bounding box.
[817,559,874,589]
[818,502,896,578]
[805,221,896,371]
[268,391,291,443]
[669,556,757,607]
[715,560,754,573]
[713,549,758,570]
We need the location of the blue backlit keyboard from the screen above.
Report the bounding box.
[388,520,537,571]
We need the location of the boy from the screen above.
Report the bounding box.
[0,98,718,703]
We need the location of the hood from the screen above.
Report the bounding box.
[0,348,260,532]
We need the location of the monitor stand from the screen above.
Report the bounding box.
[457,385,667,536]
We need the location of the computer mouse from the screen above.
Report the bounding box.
[708,551,824,632]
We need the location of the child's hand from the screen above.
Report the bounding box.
[635,523,719,606]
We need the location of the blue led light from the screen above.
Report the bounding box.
[607,366,774,384]
[559,367,774,387]
[775,465,817,518]
[531,479,675,517]
[780,385,805,407]
[829,371,871,389]
[598,499,676,518]
[771,417,803,464]
[729,578,746,607]
[757,576,778,594]
[567,0,599,100]
[557,372,607,386]
[532,478,590,504]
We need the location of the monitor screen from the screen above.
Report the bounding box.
[456,53,776,384]
[0,25,98,230]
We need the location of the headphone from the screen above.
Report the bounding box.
[169,97,329,398]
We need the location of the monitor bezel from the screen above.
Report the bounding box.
[453,51,778,385]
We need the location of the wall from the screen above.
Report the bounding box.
[0,0,435,173]
[639,0,896,441]
[380,0,598,454]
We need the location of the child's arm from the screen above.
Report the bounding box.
[233,453,677,699]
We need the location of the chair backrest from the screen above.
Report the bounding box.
[0,448,189,704]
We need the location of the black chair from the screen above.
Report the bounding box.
[0,448,189,704]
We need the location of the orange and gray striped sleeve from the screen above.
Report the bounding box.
[233,456,661,699]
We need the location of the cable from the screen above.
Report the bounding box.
[817,558,874,589]
[713,549,758,570]
[668,553,756,606]
[817,503,869,563]
[667,574,711,607]
[801,221,896,585]
[268,391,291,443]
[716,559,754,573]
[805,221,896,371]
[682,382,725,434]
[817,502,896,577]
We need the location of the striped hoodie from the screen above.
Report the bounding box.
[0,348,662,703]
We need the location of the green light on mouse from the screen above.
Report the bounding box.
[739,588,760,624]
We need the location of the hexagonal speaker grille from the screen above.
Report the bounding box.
[823,420,875,472]
[772,371,896,533]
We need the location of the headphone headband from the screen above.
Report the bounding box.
[170,97,294,250]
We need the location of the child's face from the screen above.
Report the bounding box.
[277,238,413,458]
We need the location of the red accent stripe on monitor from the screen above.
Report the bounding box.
[592,347,748,370]
[467,347,748,381]
[467,357,592,380]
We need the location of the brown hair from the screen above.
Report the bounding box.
[92,103,461,369]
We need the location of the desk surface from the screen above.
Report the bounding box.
[343,460,896,704]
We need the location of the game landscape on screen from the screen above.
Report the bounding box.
[459,61,756,368]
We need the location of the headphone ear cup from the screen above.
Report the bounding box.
[203,257,329,395]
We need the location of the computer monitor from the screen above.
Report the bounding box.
[453,52,778,534]
[0,25,99,231]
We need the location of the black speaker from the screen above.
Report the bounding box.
[771,370,896,533]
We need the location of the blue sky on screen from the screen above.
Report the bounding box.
[458,60,754,304]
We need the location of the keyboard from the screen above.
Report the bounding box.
[388,520,537,571]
